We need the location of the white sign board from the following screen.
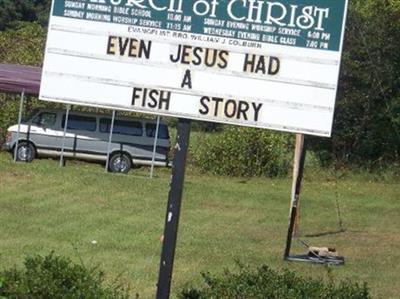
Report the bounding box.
[40,0,348,137]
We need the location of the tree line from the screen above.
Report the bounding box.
[0,0,50,30]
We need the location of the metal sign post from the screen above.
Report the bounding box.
[13,90,25,162]
[150,116,161,178]
[105,110,116,172]
[60,104,71,167]
[156,118,191,299]
[284,134,307,259]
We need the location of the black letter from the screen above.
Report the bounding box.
[268,56,280,75]
[192,47,203,65]
[118,37,130,56]
[107,36,116,55]
[217,51,229,69]
[139,40,152,59]
[148,90,159,108]
[213,97,224,117]
[128,38,138,57]
[243,54,256,72]
[181,69,192,89]
[132,88,142,106]
[204,48,218,67]
[142,88,148,107]
[252,102,263,121]
[199,97,210,115]
[159,91,171,110]
[255,56,266,74]
[181,46,192,64]
[224,100,237,118]
[237,101,249,120]
[170,45,182,63]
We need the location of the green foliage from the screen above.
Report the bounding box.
[310,0,400,166]
[0,0,50,30]
[180,265,370,299]
[0,252,129,299]
[191,127,293,177]
[0,22,47,142]
[0,21,45,65]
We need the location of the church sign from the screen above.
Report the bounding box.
[40,0,348,136]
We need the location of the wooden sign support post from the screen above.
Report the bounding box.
[156,118,191,299]
[284,134,307,259]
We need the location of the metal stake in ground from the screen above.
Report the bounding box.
[156,118,191,299]
[60,104,71,167]
[150,115,161,178]
[105,110,116,172]
[13,90,25,162]
[284,134,307,259]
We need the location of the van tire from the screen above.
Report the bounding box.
[108,152,132,173]
[14,142,36,162]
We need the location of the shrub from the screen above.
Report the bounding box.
[191,127,293,177]
[0,22,46,65]
[179,265,370,299]
[0,252,129,299]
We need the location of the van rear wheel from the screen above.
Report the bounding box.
[108,152,132,173]
[14,142,36,162]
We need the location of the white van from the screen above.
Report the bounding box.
[3,109,170,173]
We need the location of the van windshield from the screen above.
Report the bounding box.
[23,109,40,122]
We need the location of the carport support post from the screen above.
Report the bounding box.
[60,104,71,167]
[13,90,25,162]
[284,134,307,259]
[150,115,161,178]
[105,110,116,172]
[156,118,191,299]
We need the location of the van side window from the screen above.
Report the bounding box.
[32,112,57,127]
[146,124,169,139]
[62,115,97,131]
[100,119,143,136]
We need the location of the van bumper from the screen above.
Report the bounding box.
[132,159,169,167]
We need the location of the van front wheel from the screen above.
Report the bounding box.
[108,153,132,173]
[14,142,36,162]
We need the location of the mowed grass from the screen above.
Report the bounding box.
[0,151,399,298]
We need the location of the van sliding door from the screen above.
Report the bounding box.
[61,114,99,155]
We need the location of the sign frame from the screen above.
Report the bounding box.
[40,0,349,137]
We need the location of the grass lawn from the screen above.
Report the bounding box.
[0,151,399,298]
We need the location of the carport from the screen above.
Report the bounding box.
[0,64,41,162]
[0,64,41,95]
